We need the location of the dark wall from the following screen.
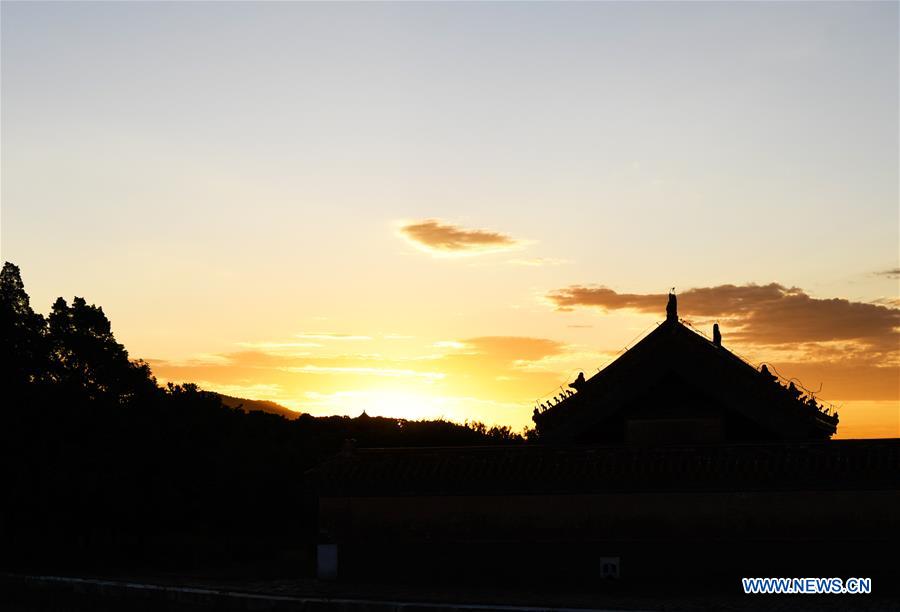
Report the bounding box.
[320,489,900,587]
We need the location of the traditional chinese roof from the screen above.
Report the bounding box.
[533,295,838,443]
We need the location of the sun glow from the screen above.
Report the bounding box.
[304,389,464,422]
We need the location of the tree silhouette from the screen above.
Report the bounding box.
[0,261,521,573]
[47,296,156,403]
[1,262,47,393]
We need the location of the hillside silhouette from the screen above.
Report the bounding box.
[217,393,301,419]
[0,261,521,573]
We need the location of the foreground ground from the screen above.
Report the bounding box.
[2,572,896,612]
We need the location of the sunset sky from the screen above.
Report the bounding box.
[2,2,897,438]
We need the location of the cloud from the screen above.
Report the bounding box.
[507,257,570,267]
[462,336,567,361]
[148,335,586,424]
[546,283,900,405]
[434,340,467,349]
[398,219,522,256]
[237,341,321,353]
[281,365,445,380]
[874,268,900,279]
[873,297,900,308]
[295,333,372,341]
[546,283,900,350]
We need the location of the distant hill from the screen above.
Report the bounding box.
[216,394,301,419]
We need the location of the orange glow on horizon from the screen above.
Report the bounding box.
[149,317,899,439]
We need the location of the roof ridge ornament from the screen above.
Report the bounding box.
[666,289,677,322]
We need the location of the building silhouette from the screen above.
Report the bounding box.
[534,293,838,444]
[309,294,899,587]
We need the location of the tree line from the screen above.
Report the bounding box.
[0,261,522,574]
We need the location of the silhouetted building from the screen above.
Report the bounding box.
[533,293,838,444]
[308,294,898,588]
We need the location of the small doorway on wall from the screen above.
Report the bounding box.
[599,556,620,579]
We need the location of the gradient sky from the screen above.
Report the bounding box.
[2,2,898,438]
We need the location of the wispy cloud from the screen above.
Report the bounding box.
[874,268,900,279]
[237,341,322,351]
[507,257,570,267]
[545,282,900,402]
[148,334,592,421]
[462,336,567,361]
[547,283,900,350]
[872,297,900,308]
[398,219,523,256]
[281,365,445,380]
[434,340,467,349]
[295,333,372,341]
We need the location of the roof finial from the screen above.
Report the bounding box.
[666,290,677,322]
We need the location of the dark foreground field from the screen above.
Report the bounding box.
[3,572,898,612]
